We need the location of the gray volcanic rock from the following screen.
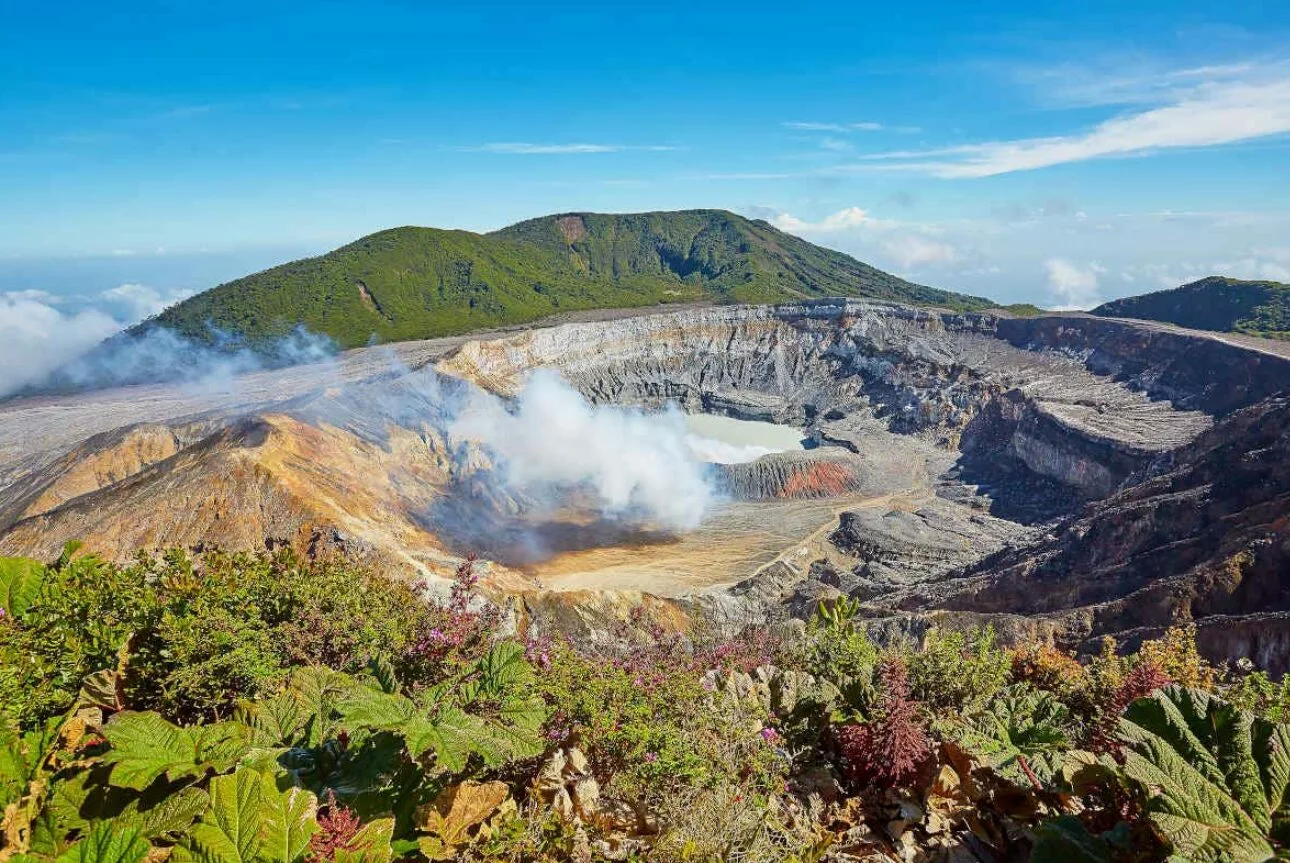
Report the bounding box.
[911,396,1290,661]
[829,502,1030,584]
[5,298,1290,669]
[713,449,867,500]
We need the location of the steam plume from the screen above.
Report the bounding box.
[450,369,715,532]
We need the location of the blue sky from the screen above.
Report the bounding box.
[2,0,1289,322]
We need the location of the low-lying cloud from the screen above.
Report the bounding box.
[0,284,334,399]
[1045,258,1105,310]
[48,325,335,394]
[0,292,123,398]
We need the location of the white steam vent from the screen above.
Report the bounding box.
[449,369,715,531]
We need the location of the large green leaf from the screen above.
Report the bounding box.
[337,688,419,732]
[474,641,533,696]
[336,644,545,776]
[131,785,212,840]
[175,768,317,863]
[950,685,1074,789]
[1,718,60,809]
[1029,816,1113,863]
[1,722,34,809]
[333,818,393,863]
[102,712,249,791]
[54,823,149,863]
[0,556,44,618]
[1119,686,1290,862]
[259,781,318,863]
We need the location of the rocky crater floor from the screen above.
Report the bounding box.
[3,299,1289,668]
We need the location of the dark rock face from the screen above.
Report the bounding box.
[994,314,1290,415]
[917,397,1290,667]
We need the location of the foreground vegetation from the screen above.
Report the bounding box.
[4,548,1290,862]
[145,210,996,349]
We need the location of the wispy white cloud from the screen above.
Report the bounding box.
[470,142,679,154]
[782,121,918,133]
[853,63,1290,178]
[770,206,874,232]
[99,283,194,320]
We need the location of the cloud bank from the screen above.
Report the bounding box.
[0,292,123,398]
[0,284,334,399]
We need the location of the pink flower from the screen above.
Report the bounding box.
[643,751,659,763]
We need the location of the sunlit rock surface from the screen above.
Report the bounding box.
[3,299,1289,666]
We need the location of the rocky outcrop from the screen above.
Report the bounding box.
[896,396,1290,667]
[714,449,867,500]
[829,501,1030,584]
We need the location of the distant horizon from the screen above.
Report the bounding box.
[3,0,1288,371]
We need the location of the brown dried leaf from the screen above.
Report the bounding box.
[413,780,510,846]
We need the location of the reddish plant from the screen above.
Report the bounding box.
[1091,660,1172,754]
[695,625,784,674]
[309,791,362,863]
[399,555,500,686]
[835,658,931,787]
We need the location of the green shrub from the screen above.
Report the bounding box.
[1226,668,1290,721]
[905,626,1010,714]
[535,642,721,807]
[0,548,454,727]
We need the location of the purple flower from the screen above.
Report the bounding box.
[643,751,659,764]
[760,727,781,744]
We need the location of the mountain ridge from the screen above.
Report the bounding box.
[1092,275,1290,339]
[139,209,996,349]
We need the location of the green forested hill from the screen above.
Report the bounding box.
[1092,276,1290,339]
[144,209,996,349]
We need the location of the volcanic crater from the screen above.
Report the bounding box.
[4,299,1290,666]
